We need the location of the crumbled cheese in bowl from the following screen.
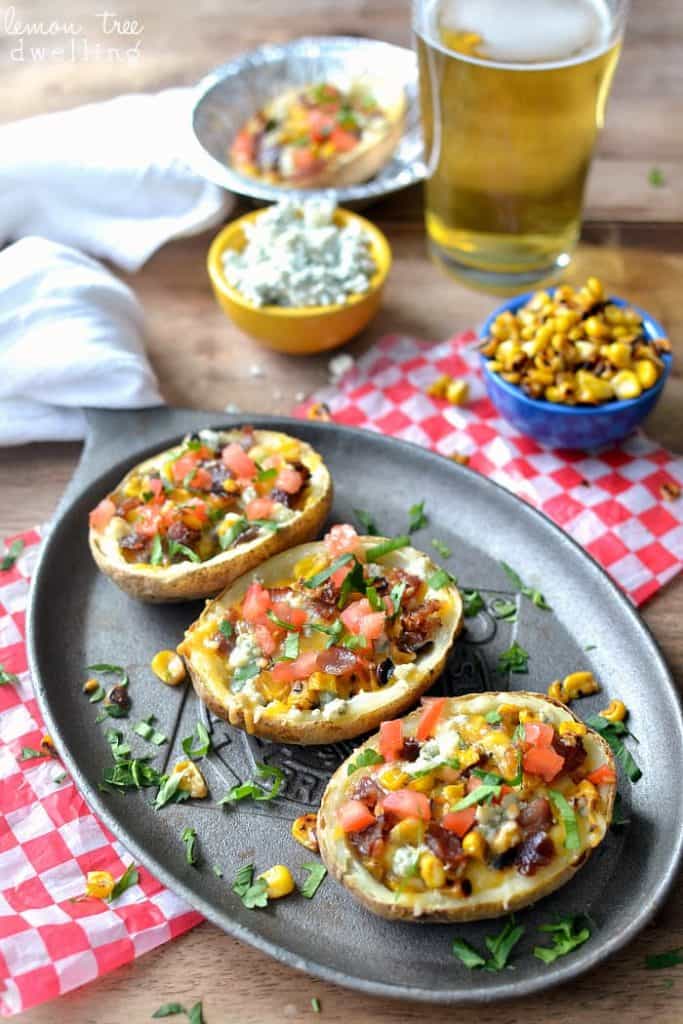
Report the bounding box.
[222,198,377,308]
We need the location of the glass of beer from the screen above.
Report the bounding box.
[414,0,629,290]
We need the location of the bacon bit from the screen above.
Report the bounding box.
[660,481,681,502]
[40,734,55,757]
[306,402,332,422]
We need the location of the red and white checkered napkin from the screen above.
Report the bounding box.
[0,531,202,1017]
[297,331,683,605]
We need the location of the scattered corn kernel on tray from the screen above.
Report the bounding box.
[28,407,683,1003]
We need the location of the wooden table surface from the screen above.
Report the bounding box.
[2,1,682,1021]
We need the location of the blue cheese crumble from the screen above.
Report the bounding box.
[222,198,377,308]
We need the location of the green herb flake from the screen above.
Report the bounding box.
[337,558,366,609]
[232,863,269,909]
[20,746,46,761]
[153,772,191,811]
[267,609,298,631]
[408,501,428,533]
[1,538,24,571]
[645,947,683,970]
[311,996,321,1014]
[188,1003,204,1024]
[648,167,665,187]
[182,826,199,866]
[451,783,501,811]
[221,762,285,804]
[431,538,452,558]
[489,597,517,622]
[347,748,385,775]
[219,518,248,549]
[181,721,212,760]
[428,568,455,590]
[108,863,139,902]
[311,620,343,647]
[484,917,525,971]
[463,589,485,617]
[534,915,591,963]
[342,633,368,651]
[53,771,68,785]
[88,684,105,703]
[149,533,163,566]
[498,641,529,674]
[212,865,224,878]
[168,539,201,564]
[301,862,327,899]
[257,466,277,483]
[280,632,300,661]
[365,536,410,562]
[219,620,234,640]
[500,561,552,611]
[134,715,167,746]
[584,644,597,652]
[548,789,581,850]
[86,662,129,688]
[389,580,406,617]
[152,1004,186,1019]
[354,509,378,535]
[232,662,261,686]
[485,710,502,725]
[0,664,19,685]
[451,938,487,969]
[365,585,382,611]
[586,714,642,782]
[304,553,353,589]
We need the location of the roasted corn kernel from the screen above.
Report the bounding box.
[259,864,295,899]
[419,851,446,889]
[151,650,186,686]
[599,699,627,723]
[86,870,115,900]
[291,813,319,853]
[83,678,100,694]
[380,767,410,791]
[559,720,588,737]
[389,819,424,846]
[547,680,564,702]
[482,278,663,406]
[171,759,208,799]
[462,832,487,860]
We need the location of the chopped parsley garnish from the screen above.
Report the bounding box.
[342,633,368,650]
[463,589,485,617]
[257,466,277,483]
[452,917,524,971]
[95,703,130,723]
[489,597,517,622]
[152,1005,186,1019]
[220,762,285,804]
[219,518,248,549]
[485,709,502,724]
[212,865,224,878]
[181,721,212,760]
[365,536,410,561]
[389,580,406,617]
[232,863,269,909]
[182,826,198,866]
[0,664,19,685]
[311,997,321,1014]
[586,715,642,782]
[451,782,501,811]
[134,715,167,745]
[431,538,451,558]
[219,620,234,640]
[1,538,24,571]
[611,793,630,828]
[337,558,366,608]
[109,863,139,901]
[548,789,581,850]
[497,641,529,674]
[347,748,384,775]
[451,938,487,969]
[648,167,665,187]
[584,644,597,652]
[280,632,300,660]
[168,539,201,563]
[500,561,552,611]
[645,947,683,969]
[311,620,343,647]
[102,749,161,792]
[187,1005,204,1024]
[267,609,298,631]
[153,772,191,810]
[150,533,163,565]
[534,915,591,963]
[87,683,105,703]
[232,662,261,687]
[86,662,129,688]
[408,501,428,532]
[20,746,45,761]
[428,568,455,590]
[365,585,382,611]
[301,862,327,899]
[354,508,378,535]
[53,771,68,785]
[304,553,353,589]
[106,728,131,760]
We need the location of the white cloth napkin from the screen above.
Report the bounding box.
[0,237,163,445]
[0,89,232,272]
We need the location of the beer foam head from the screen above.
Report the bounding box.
[438,0,612,64]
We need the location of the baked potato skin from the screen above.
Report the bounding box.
[88,429,332,604]
[318,692,616,924]
[179,538,463,744]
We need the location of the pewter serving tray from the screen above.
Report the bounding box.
[28,408,683,1003]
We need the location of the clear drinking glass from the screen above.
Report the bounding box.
[413,0,629,291]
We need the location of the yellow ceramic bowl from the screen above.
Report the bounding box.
[207,207,391,355]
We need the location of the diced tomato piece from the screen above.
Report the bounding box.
[383,789,431,822]
[147,478,164,500]
[89,498,116,531]
[246,498,276,521]
[441,807,477,838]
[189,467,212,491]
[134,506,162,538]
[270,602,307,631]
[524,722,555,747]
[330,127,359,153]
[307,109,335,141]
[331,563,353,589]
[338,800,376,834]
[586,764,617,785]
[274,468,304,494]
[416,698,447,742]
[253,623,279,657]
[292,147,320,174]
[340,599,385,641]
[172,451,201,484]
[221,443,257,480]
[242,582,272,622]
[271,651,319,683]
[379,719,403,762]
[324,523,365,559]
[231,128,256,162]
[523,745,565,782]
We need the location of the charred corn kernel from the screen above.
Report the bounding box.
[518,709,537,724]
[576,371,614,403]
[574,780,599,806]
[545,386,565,403]
[83,678,99,694]
[559,720,588,737]
[547,680,564,701]
[445,379,469,406]
[483,730,511,749]
[294,552,326,579]
[258,864,295,899]
[41,734,53,750]
[604,342,632,369]
[634,359,658,389]
[306,402,331,422]
[441,783,466,803]
[380,767,410,791]
[408,773,435,793]
[611,370,642,400]
[562,671,600,701]
[151,650,186,686]
[86,870,115,899]
[450,453,470,466]
[587,276,604,300]
[487,359,503,373]
[291,813,319,853]
[172,760,207,799]
[259,675,290,703]
[456,746,481,769]
[599,699,628,723]
[389,819,424,845]
[263,699,288,717]
[222,478,239,493]
[426,374,451,398]
[419,851,446,889]
[462,832,487,860]
[489,821,522,855]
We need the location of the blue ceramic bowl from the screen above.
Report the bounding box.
[480,293,672,449]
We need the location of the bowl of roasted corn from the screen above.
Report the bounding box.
[479,278,672,449]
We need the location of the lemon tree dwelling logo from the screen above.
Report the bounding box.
[3,6,143,62]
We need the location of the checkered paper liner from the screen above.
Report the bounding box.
[296,331,683,605]
[0,532,202,1017]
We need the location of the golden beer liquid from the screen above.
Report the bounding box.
[415,0,622,286]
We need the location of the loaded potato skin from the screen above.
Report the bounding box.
[88,427,332,603]
[318,692,616,923]
[178,525,463,744]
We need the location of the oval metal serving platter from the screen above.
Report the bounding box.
[28,409,683,1004]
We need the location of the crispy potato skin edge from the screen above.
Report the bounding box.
[317,692,616,923]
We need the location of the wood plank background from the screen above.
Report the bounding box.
[1,0,682,1020]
